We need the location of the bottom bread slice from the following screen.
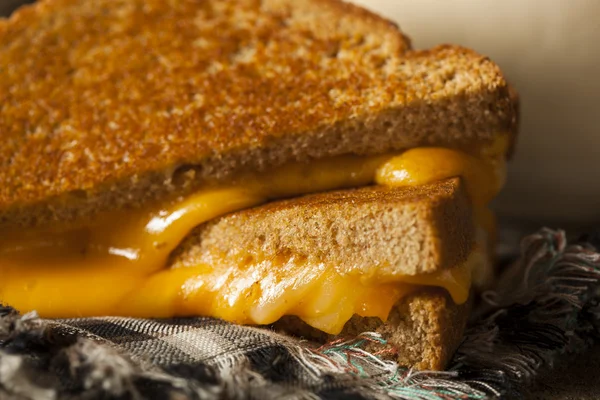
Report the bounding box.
[167,179,474,369]
[273,289,470,370]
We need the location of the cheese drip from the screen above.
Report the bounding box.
[0,139,507,333]
[118,251,475,335]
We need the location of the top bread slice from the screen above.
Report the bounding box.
[0,0,518,227]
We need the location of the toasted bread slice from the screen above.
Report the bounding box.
[171,177,473,276]
[167,178,474,369]
[275,289,470,370]
[0,0,517,227]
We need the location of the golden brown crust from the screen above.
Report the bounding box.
[274,289,470,370]
[0,0,517,227]
[171,178,474,276]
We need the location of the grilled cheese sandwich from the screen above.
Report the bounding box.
[0,0,519,370]
[0,141,504,334]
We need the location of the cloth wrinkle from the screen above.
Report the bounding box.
[1,228,599,399]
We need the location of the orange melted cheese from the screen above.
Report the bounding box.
[0,137,507,334]
[117,252,475,335]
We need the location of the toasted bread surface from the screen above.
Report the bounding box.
[170,179,473,369]
[275,289,470,370]
[0,0,517,227]
[170,178,473,276]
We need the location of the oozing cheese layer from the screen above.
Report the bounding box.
[0,138,507,333]
[118,250,476,335]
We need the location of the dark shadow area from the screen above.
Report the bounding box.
[0,0,35,17]
[527,346,600,400]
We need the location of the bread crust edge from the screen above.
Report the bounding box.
[273,289,470,370]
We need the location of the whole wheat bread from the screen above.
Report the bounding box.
[171,177,473,276]
[0,0,518,227]
[168,178,474,369]
[275,289,470,370]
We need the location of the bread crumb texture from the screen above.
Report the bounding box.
[0,0,517,226]
[172,178,473,275]
[275,289,470,370]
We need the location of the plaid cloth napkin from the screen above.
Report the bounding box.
[1,228,599,399]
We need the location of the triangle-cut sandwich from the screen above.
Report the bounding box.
[0,0,518,369]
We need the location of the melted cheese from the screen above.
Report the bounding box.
[119,250,475,335]
[375,148,505,205]
[0,138,507,333]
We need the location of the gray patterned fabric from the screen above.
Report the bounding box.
[1,228,599,399]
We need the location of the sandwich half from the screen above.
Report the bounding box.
[171,178,474,370]
[0,0,518,369]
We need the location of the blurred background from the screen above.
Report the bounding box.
[0,0,32,16]
[2,0,599,228]
[352,0,600,227]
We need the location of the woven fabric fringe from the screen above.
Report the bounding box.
[0,228,599,399]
